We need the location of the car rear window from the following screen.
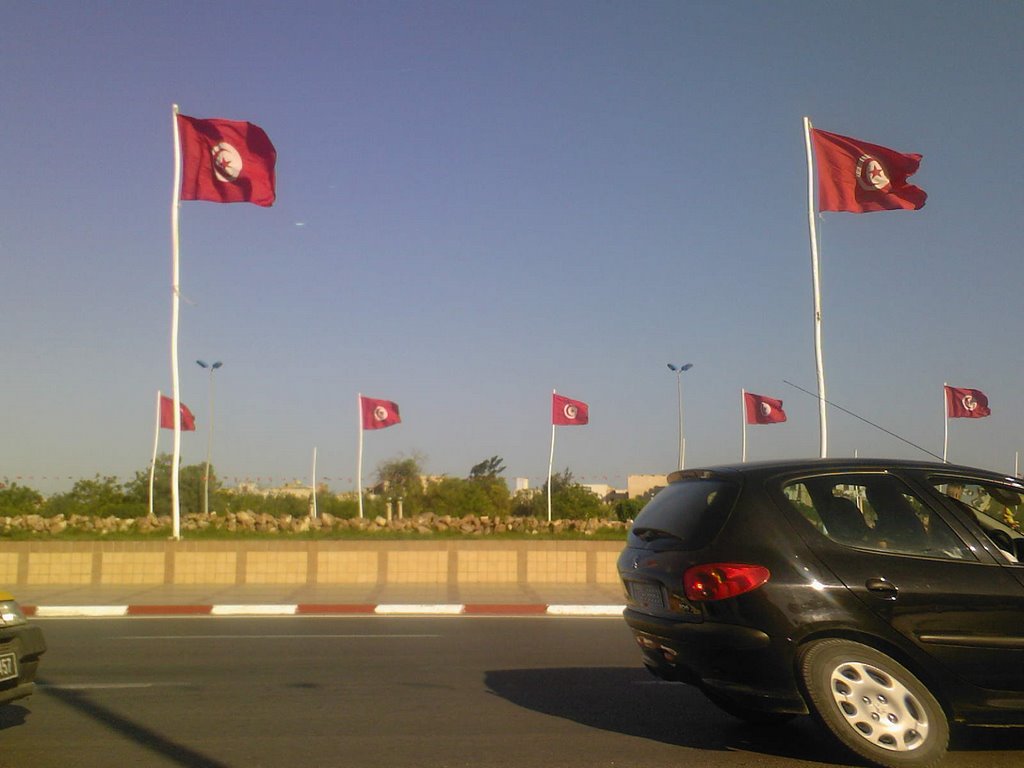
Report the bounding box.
[628,478,739,550]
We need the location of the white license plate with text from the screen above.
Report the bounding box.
[0,652,17,682]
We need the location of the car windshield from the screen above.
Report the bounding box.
[629,478,739,549]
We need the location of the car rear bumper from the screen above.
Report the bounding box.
[623,608,808,714]
[0,624,46,706]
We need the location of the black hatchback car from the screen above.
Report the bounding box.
[619,459,1024,768]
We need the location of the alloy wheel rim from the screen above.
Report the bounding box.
[827,660,929,752]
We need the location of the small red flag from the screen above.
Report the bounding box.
[945,386,990,419]
[744,392,787,425]
[159,395,197,431]
[811,128,926,213]
[552,393,589,426]
[361,396,401,430]
[176,113,277,206]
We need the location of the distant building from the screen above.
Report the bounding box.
[580,483,628,502]
[627,473,668,499]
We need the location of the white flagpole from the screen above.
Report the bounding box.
[943,383,949,462]
[547,389,556,523]
[357,393,365,519]
[804,116,828,458]
[170,104,183,539]
[741,389,747,462]
[310,446,318,518]
[148,390,161,517]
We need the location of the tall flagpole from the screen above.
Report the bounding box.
[804,116,828,458]
[170,104,183,539]
[148,390,161,517]
[310,446,318,518]
[943,383,949,462]
[547,389,557,523]
[357,393,365,519]
[741,389,747,462]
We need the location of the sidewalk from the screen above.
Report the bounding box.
[18,582,628,618]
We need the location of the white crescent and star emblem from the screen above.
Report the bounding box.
[373,405,389,422]
[961,395,977,412]
[855,153,891,192]
[563,404,578,420]
[211,141,243,183]
[759,402,773,418]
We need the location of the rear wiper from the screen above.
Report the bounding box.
[631,527,683,543]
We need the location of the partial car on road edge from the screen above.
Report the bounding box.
[0,590,46,707]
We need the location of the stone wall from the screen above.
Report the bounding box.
[0,539,627,588]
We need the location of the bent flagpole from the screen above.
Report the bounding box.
[148,390,162,517]
[804,117,828,458]
[170,105,184,538]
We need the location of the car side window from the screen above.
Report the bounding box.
[782,474,975,560]
[930,478,1024,564]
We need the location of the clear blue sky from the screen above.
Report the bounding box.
[3,2,1023,494]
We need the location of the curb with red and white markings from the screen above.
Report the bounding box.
[24,603,626,618]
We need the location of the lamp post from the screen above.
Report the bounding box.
[196,360,222,515]
[667,363,693,470]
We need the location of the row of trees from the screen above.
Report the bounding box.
[0,454,649,522]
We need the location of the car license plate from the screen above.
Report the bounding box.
[0,653,16,683]
[628,581,665,609]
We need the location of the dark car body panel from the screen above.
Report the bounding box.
[0,622,46,706]
[619,459,1024,726]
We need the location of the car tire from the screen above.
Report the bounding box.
[701,687,797,726]
[798,639,948,768]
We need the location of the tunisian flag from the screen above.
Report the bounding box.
[361,396,401,430]
[945,386,991,419]
[159,395,197,431]
[744,392,787,424]
[552,393,589,426]
[176,114,277,206]
[811,128,926,213]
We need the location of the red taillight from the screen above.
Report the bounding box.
[683,563,770,602]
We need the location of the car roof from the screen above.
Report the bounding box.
[667,457,1024,485]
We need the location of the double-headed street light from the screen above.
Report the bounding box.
[667,363,693,471]
[196,360,223,516]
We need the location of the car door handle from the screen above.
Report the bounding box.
[865,578,899,598]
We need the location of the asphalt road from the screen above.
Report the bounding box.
[3,617,1024,768]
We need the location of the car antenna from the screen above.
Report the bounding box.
[782,380,945,462]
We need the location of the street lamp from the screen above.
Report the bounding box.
[196,360,223,515]
[667,363,693,471]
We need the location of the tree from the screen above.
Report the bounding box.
[374,453,426,514]
[44,475,143,518]
[124,453,220,516]
[469,456,506,479]
[0,483,44,516]
[511,468,606,519]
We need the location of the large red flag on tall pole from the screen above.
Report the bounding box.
[169,105,276,540]
[943,384,991,462]
[811,128,926,213]
[356,394,402,519]
[176,114,277,206]
[159,394,197,431]
[803,118,925,462]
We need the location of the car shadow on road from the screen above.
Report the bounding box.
[486,667,1024,765]
[485,666,851,764]
[0,704,29,731]
[36,676,229,768]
